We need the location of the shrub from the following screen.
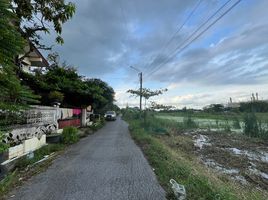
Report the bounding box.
[244,113,259,137]
[62,126,79,144]
[232,117,241,129]
[183,115,198,129]
[243,112,268,139]
[0,131,9,154]
[90,120,104,131]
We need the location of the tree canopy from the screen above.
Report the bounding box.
[0,0,39,112]
[127,88,167,100]
[20,63,115,110]
[0,0,25,65]
[12,0,76,49]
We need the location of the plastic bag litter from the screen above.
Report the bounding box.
[170,179,186,200]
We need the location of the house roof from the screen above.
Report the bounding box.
[19,43,50,68]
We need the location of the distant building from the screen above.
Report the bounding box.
[226,102,240,109]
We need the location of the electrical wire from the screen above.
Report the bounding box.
[145,0,241,78]
[144,0,203,74]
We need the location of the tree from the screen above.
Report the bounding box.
[0,1,38,133]
[0,0,39,113]
[0,0,25,66]
[127,87,167,122]
[127,88,167,101]
[20,63,115,110]
[11,0,76,50]
[204,104,224,113]
[84,79,115,112]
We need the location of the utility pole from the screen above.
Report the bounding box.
[130,66,142,113]
[139,72,142,112]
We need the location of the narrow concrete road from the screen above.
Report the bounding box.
[8,118,166,200]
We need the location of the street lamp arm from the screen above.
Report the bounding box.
[130,66,141,72]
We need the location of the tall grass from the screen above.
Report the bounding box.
[244,112,268,139]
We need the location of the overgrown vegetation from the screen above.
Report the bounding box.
[123,110,267,200]
[0,131,9,154]
[90,119,105,132]
[0,0,39,119]
[62,126,79,144]
[126,118,233,199]
[244,112,268,139]
[15,144,65,169]
[0,171,17,197]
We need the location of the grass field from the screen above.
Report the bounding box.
[155,111,268,133]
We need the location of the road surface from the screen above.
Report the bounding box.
[8,118,166,200]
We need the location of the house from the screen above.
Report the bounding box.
[18,43,49,73]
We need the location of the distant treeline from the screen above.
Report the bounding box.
[239,101,268,112]
[158,101,268,113]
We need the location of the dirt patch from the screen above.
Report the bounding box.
[164,129,268,190]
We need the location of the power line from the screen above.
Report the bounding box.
[144,0,203,74]
[145,0,241,78]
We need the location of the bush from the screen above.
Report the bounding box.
[90,120,104,131]
[244,113,259,137]
[0,131,9,154]
[243,112,268,139]
[232,117,241,129]
[62,126,79,144]
[183,115,198,129]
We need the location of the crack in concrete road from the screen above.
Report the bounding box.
[8,118,166,200]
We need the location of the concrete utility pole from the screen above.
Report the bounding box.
[130,66,142,112]
[139,72,142,112]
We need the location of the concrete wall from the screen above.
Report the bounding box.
[7,135,46,160]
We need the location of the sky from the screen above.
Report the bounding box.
[43,0,268,109]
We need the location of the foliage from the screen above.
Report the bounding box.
[0,67,40,112]
[244,113,259,138]
[48,91,64,104]
[20,63,115,109]
[62,126,79,144]
[240,101,268,113]
[90,120,105,132]
[203,104,224,113]
[0,170,17,195]
[84,78,115,112]
[127,88,167,100]
[97,103,120,115]
[0,0,40,130]
[183,115,198,129]
[232,117,241,129]
[0,0,25,66]
[0,131,9,153]
[126,118,237,200]
[244,112,268,139]
[15,144,65,169]
[12,0,76,49]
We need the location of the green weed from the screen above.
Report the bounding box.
[62,126,79,144]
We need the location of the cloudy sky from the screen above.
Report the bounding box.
[44,0,268,108]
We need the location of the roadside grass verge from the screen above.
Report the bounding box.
[127,118,266,200]
[15,144,65,170]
